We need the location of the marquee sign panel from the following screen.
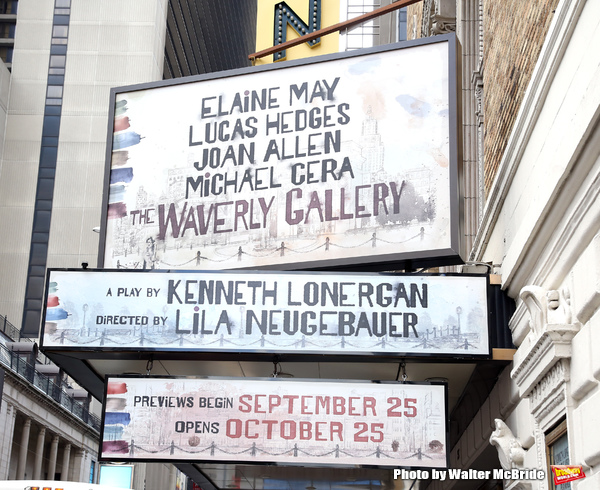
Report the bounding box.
[100,376,448,468]
[41,269,490,358]
[100,35,460,271]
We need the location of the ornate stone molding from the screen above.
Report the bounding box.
[421,0,456,37]
[530,361,568,428]
[476,0,483,63]
[490,419,532,490]
[511,285,577,404]
[490,419,526,470]
[511,323,577,397]
[472,63,485,231]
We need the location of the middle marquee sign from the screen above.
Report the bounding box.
[41,269,490,358]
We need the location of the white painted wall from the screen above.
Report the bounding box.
[468,0,600,488]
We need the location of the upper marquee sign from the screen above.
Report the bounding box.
[100,35,461,271]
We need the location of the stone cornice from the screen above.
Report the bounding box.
[511,325,577,398]
[534,383,565,427]
[508,300,530,347]
[530,359,568,427]
[4,368,99,444]
[421,0,456,37]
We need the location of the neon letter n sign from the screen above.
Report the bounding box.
[273,1,322,61]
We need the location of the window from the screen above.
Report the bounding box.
[89,460,96,484]
[49,55,65,68]
[52,25,68,45]
[398,7,407,41]
[0,1,18,15]
[0,46,13,63]
[546,419,571,489]
[53,25,68,38]
[46,85,63,106]
[339,0,400,51]
[344,0,381,50]
[0,22,16,38]
[42,115,61,138]
[46,86,63,98]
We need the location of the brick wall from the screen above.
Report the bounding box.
[407,1,424,40]
[482,0,559,192]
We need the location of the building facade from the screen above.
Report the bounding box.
[0,0,256,488]
[0,0,257,338]
[409,0,600,488]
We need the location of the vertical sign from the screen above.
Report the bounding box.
[273,1,322,61]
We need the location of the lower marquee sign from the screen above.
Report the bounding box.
[100,376,448,467]
[41,269,490,357]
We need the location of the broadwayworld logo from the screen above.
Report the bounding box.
[551,465,586,485]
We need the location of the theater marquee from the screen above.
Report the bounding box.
[41,269,490,357]
[100,376,448,467]
[100,34,461,271]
